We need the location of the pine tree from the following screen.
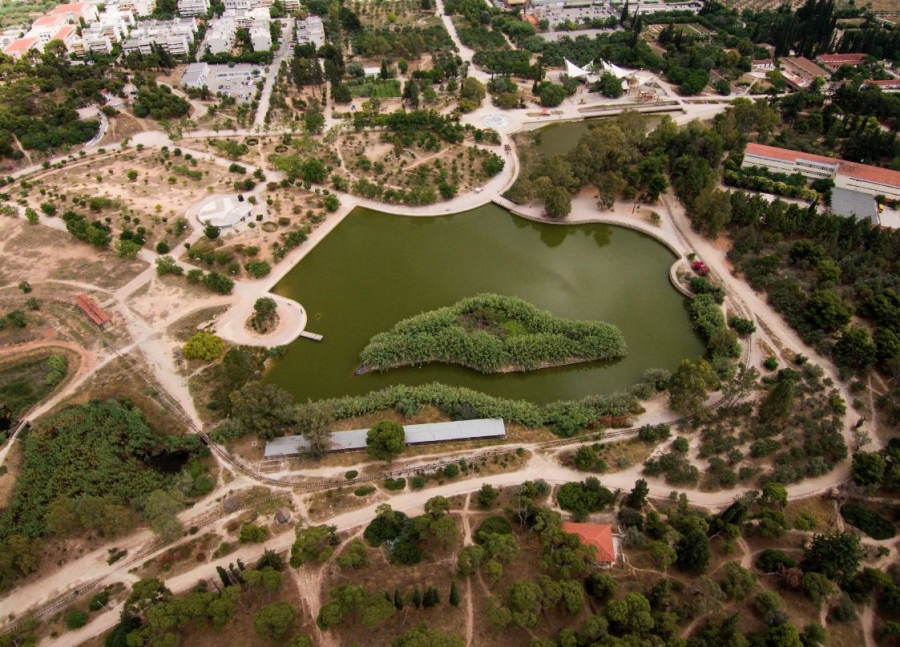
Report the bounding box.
[411,587,422,609]
[449,580,460,607]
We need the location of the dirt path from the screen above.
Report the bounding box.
[862,604,876,647]
[460,493,475,647]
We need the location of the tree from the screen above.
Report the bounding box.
[544,186,571,219]
[506,580,543,628]
[597,72,624,98]
[366,420,405,462]
[802,532,864,582]
[204,223,220,240]
[182,331,226,361]
[116,239,142,259]
[449,580,460,607]
[393,624,465,647]
[759,376,795,424]
[290,524,339,567]
[425,496,450,519]
[539,83,566,107]
[833,326,876,370]
[477,483,498,509]
[802,572,834,606]
[676,530,710,574]
[457,545,486,576]
[229,381,295,440]
[761,482,788,508]
[605,593,654,635]
[646,541,677,569]
[689,186,732,237]
[155,255,184,276]
[253,602,297,641]
[337,538,369,570]
[460,77,485,106]
[719,562,756,601]
[668,358,719,417]
[294,403,334,458]
[584,572,617,601]
[627,478,649,509]
[852,451,885,488]
[253,297,277,327]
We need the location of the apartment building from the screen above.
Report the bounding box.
[178,0,211,17]
[296,15,323,49]
[122,17,197,55]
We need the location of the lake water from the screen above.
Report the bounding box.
[266,205,704,404]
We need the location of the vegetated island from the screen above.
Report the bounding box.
[357,294,627,375]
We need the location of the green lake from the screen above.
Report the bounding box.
[267,204,705,404]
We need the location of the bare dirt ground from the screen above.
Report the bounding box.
[0,217,145,291]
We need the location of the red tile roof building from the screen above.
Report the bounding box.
[742,142,900,201]
[562,522,617,564]
[75,294,111,328]
[3,37,39,58]
[864,79,900,91]
[817,53,868,71]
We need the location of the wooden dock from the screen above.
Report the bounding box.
[299,331,323,341]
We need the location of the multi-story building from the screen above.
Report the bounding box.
[178,0,210,17]
[110,0,156,17]
[2,37,40,59]
[26,14,69,45]
[206,16,236,54]
[296,15,323,49]
[249,19,271,50]
[742,142,900,201]
[122,17,197,55]
[224,0,255,10]
[282,0,300,10]
[52,2,100,24]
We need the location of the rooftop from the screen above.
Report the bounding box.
[264,418,506,458]
[53,2,89,13]
[830,188,878,223]
[4,37,39,53]
[783,56,829,79]
[75,294,111,326]
[746,142,900,189]
[562,523,617,563]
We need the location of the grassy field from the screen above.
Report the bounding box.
[0,350,74,418]
[0,0,55,29]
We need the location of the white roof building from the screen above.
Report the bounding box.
[181,61,210,87]
[206,16,236,54]
[178,0,210,16]
[196,195,253,228]
[107,0,156,17]
[264,418,507,458]
[249,19,271,51]
[296,15,323,49]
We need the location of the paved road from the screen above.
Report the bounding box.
[254,17,294,129]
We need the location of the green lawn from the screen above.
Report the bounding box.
[0,353,69,418]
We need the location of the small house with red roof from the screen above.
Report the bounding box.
[75,294,111,329]
[563,522,618,566]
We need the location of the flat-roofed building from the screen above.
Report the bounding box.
[181,61,210,88]
[249,19,271,50]
[178,0,210,16]
[296,14,324,48]
[264,418,507,458]
[110,0,155,17]
[742,142,900,202]
[123,17,197,54]
[206,16,236,54]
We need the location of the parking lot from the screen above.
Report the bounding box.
[204,64,266,104]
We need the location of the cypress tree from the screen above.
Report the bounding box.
[449,580,460,607]
[412,587,422,609]
[216,565,231,588]
[394,587,403,609]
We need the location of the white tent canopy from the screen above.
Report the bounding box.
[564,58,593,79]
[598,59,632,79]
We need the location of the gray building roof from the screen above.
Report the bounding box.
[831,187,879,223]
[264,418,506,458]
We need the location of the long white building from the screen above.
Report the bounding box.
[742,142,900,202]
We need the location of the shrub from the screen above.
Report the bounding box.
[345,470,358,480]
[384,478,406,491]
[729,316,756,337]
[65,610,88,630]
[354,485,376,497]
[755,549,795,573]
[443,464,460,478]
[155,240,171,254]
[840,504,896,540]
[183,332,226,361]
[239,523,268,544]
[89,592,110,611]
[763,356,779,371]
